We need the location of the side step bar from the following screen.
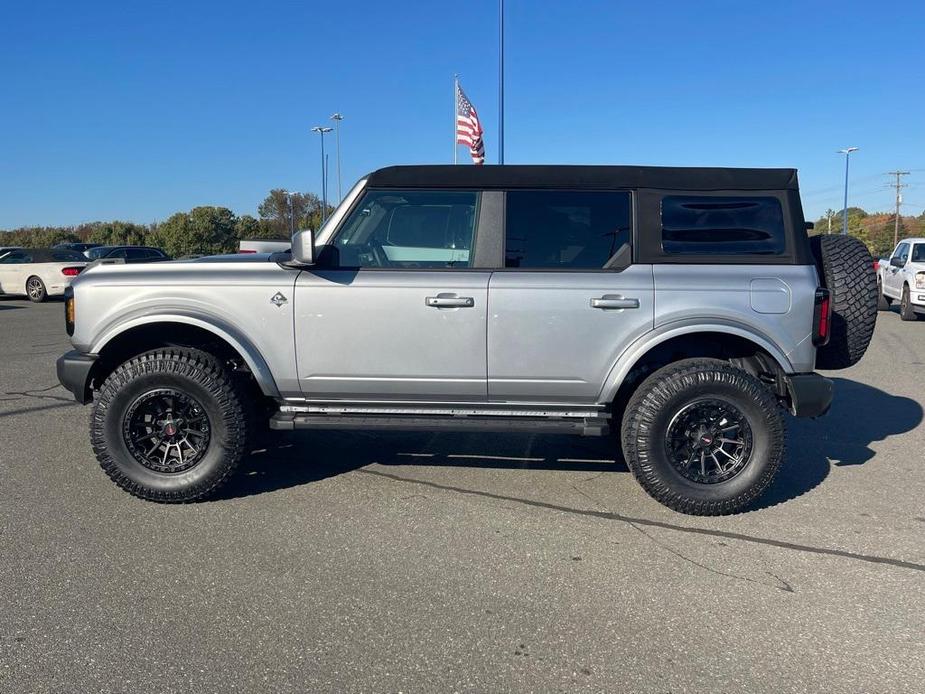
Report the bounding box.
[270,412,610,436]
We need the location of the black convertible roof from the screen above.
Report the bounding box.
[365,165,799,191]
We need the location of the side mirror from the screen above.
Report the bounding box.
[891,256,905,268]
[805,221,815,231]
[291,229,315,265]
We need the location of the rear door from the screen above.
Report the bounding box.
[487,190,654,403]
[294,188,490,401]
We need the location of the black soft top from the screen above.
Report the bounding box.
[365,165,799,192]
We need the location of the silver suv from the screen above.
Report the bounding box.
[56,165,878,514]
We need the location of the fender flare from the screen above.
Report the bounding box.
[598,319,794,403]
[90,311,281,398]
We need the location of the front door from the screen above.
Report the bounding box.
[0,250,29,295]
[488,190,654,403]
[294,189,489,401]
[885,242,909,298]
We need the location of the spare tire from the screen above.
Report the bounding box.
[809,235,878,370]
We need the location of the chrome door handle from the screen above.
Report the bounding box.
[591,295,639,310]
[426,295,475,308]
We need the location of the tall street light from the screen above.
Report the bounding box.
[330,113,344,203]
[311,126,333,222]
[837,147,859,235]
[281,190,298,237]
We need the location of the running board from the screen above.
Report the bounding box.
[270,410,610,436]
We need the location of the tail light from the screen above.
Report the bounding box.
[61,266,82,276]
[64,286,75,336]
[239,249,257,254]
[812,288,831,346]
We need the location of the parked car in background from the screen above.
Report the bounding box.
[238,238,290,254]
[85,246,171,263]
[877,238,925,320]
[53,242,102,255]
[0,248,87,302]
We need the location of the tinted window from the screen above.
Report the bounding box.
[125,248,147,259]
[333,190,478,268]
[912,244,925,263]
[661,196,786,255]
[893,243,910,263]
[0,251,27,264]
[51,250,84,262]
[505,191,631,269]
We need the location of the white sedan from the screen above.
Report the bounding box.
[0,248,88,302]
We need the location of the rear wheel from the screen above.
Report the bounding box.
[26,276,47,303]
[877,278,892,311]
[91,348,250,502]
[621,359,784,515]
[900,285,918,321]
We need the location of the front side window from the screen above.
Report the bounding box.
[661,196,786,255]
[505,191,631,269]
[331,190,478,268]
[893,243,910,263]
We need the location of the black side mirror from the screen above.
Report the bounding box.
[891,257,905,268]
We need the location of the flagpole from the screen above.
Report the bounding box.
[453,74,459,165]
[498,0,504,165]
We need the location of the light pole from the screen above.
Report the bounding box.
[837,147,858,235]
[281,190,298,237]
[330,113,344,203]
[311,126,333,222]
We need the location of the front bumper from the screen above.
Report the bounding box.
[56,350,97,404]
[786,373,833,418]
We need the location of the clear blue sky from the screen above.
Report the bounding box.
[1,0,923,229]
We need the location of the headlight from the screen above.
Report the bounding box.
[916,272,925,290]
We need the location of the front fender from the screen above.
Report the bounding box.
[90,310,281,399]
[598,319,795,403]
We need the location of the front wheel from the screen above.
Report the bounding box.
[621,359,784,515]
[91,348,250,502]
[900,285,919,321]
[26,276,47,302]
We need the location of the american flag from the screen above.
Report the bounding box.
[456,83,485,165]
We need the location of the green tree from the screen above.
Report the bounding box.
[257,189,326,237]
[155,207,238,257]
[89,221,148,247]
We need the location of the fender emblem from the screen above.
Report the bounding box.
[270,292,288,307]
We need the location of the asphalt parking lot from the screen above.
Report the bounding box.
[1,297,924,693]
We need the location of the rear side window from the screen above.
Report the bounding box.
[505,191,631,269]
[912,244,925,263]
[661,196,786,255]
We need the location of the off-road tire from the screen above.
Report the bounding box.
[900,285,918,321]
[621,358,784,516]
[810,235,878,369]
[91,348,249,502]
[26,276,47,303]
[877,278,892,311]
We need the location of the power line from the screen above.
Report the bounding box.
[887,171,911,247]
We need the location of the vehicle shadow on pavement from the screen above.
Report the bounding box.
[756,377,923,509]
[218,377,923,509]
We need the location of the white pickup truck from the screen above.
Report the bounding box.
[877,237,925,320]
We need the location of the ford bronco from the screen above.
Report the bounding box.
[56,165,878,514]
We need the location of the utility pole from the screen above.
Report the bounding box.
[887,170,910,247]
[825,208,835,234]
[837,147,858,235]
[311,126,333,223]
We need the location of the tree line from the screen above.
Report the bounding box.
[811,207,925,258]
[0,189,332,258]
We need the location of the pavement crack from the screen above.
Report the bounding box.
[627,522,792,593]
[359,468,925,575]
